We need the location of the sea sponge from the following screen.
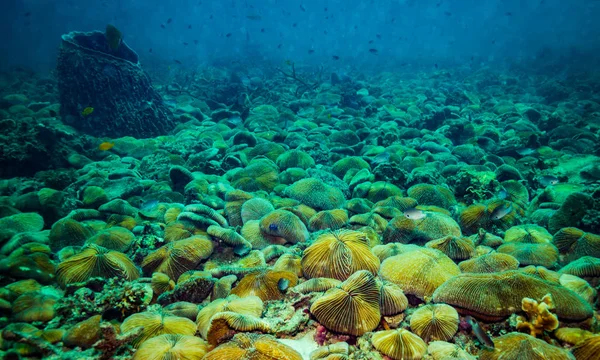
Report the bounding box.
[302,229,380,281]
[458,200,518,235]
[230,270,298,301]
[458,252,520,273]
[291,278,342,294]
[383,212,462,245]
[121,310,197,346]
[478,332,573,360]
[12,290,59,322]
[48,217,95,251]
[497,242,559,268]
[85,226,135,252]
[206,311,272,346]
[379,248,460,299]
[308,209,349,231]
[425,235,475,261]
[241,198,274,224]
[377,279,408,316]
[371,329,427,360]
[310,270,380,336]
[276,149,315,170]
[203,333,302,360]
[0,212,45,243]
[504,224,552,244]
[553,227,600,261]
[231,159,279,192]
[207,225,252,256]
[571,335,600,360]
[56,244,140,287]
[196,295,264,339]
[332,156,371,178]
[515,293,559,337]
[432,270,593,321]
[410,304,459,342]
[365,181,403,203]
[133,334,209,360]
[558,256,600,279]
[62,315,102,348]
[407,184,457,209]
[283,178,345,210]
[141,236,213,281]
[259,210,309,244]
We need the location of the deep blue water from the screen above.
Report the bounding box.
[2,0,600,72]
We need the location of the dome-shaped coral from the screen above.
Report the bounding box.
[0,212,45,243]
[276,149,315,170]
[558,256,600,278]
[133,334,209,360]
[458,252,520,273]
[206,311,271,346]
[12,290,59,322]
[207,225,252,256]
[196,295,264,339]
[308,209,349,231]
[49,217,95,251]
[559,274,596,305]
[291,277,342,294]
[332,156,371,178]
[432,270,593,321]
[121,310,197,346]
[427,341,475,360]
[365,182,403,203]
[56,244,140,287]
[310,270,380,336]
[259,210,309,244]
[203,333,302,360]
[380,248,460,299]
[230,270,297,301]
[241,198,274,224]
[407,184,457,209]
[230,159,279,192]
[571,335,600,360]
[384,212,462,246]
[85,226,135,252]
[458,200,518,235]
[283,178,345,210]
[302,229,380,281]
[377,279,408,316]
[425,235,475,261]
[478,332,573,360]
[141,236,213,281]
[504,224,552,244]
[497,242,558,268]
[553,227,600,262]
[371,329,427,360]
[410,304,459,342]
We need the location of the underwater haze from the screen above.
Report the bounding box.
[1,0,600,360]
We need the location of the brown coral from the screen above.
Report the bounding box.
[410,304,459,342]
[515,293,559,338]
[203,333,302,360]
[141,236,213,281]
[478,332,573,360]
[371,328,427,360]
[133,334,209,360]
[230,270,297,301]
[121,310,197,346]
[301,229,380,281]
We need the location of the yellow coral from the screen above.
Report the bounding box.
[515,293,559,337]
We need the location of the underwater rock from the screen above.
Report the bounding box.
[57,30,175,137]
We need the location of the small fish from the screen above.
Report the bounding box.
[174,59,182,64]
[98,142,114,151]
[324,7,328,11]
[538,175,560,187]
[490,203,513,220]
[167,18,172,24]
[300,4,306,12]
[368,40,374,44]
[404,208,426,220]
[210,14,213,19]
[246,14,262,20]
[466,316,494,348]
[369,48,378,54]
[141,199,159,211]
[227,115,243,126]
[505,12,512,16]
[269,223,279,232]
[292,23,297,27]
[226,32,232,37]
[183,42,188,46]
[332,55,340,60]
[308,49,315,54]
[371,151,390,165]
[149,48,153,52]
[516,147,536,156]
[194,40,199,45]
[285,59,293,65]
[434,63,438,69]
[278,43,283,49]
[376,34,382,39]
[261,28,265,32]
[81,107,94,116]
[24,12,31,17]
[498,187,508,200]
[160,24,165,29]
[188,24,192,29]
[278,278,290,292]
[444,11,452,16]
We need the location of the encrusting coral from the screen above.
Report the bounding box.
[515,293,559,338]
